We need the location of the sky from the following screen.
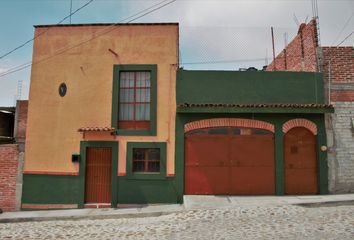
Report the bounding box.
[0,0,353,106]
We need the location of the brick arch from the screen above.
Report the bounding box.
[184,118,275,133]
[282,119,317,135]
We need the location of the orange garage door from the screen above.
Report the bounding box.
[185,127,275,195]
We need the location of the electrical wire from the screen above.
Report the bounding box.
[336,29,354,47]
[0,0,95,60]
[332,11,354,45]
[0,0,177,78]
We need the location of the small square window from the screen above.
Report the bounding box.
[132,148,160,173]
[126,142,166,179]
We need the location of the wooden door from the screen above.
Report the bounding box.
[85,147,112,203]
[284,127,318,194]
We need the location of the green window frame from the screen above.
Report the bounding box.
[126,142,167,180]
[112,64,157,136]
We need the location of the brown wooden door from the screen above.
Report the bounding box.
[184,127,275,195]
[284,127,318,194]
[85,147,112,203]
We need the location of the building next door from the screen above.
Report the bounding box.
[284,127,318,194]
[85,147,112,203]
[184,127,275,195]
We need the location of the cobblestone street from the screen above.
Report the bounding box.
[1,204,353,239]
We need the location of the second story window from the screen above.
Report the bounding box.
[119,72,151,130]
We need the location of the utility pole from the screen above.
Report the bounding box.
[271,27,276,71]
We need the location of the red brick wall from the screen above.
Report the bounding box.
[0,144,18,212]
[14,100,28,144]
[267,19,318,72]
[322,47,354,83]
[321,47,354,102]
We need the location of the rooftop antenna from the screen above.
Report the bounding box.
[312,0,321,46]
[284,32,288,70]
[284,32,288,46]
[293,13,300,27]
[70,0,73,24]
[304,15,309,23]
[14,80,23,105]
[17,80,23,101]
[271,27,276,71]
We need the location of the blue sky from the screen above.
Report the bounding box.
[0,0,353,106]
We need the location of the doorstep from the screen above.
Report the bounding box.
[84,203,111,209]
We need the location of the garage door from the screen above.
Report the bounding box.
[185,127,275,195]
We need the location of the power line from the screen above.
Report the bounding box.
[336,29,354,47]
[0,0,177,78]
[331,11,354,45]
[0,0,94,60]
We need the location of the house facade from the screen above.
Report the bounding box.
[22,23,179,209]
[267,19,354,193]
[22,23,334,210]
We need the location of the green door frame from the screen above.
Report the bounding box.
[79,141,118,208]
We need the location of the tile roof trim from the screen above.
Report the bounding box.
[78,127,116,132]
[177,103,333,108]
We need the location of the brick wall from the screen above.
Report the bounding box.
[0,144,19,212]
[14,100,28,145]
[266,19,318,72]
[322,47,354,102]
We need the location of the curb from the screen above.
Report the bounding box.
[1,197,354,223]
[295,200,354,208]
[0,210,182,224]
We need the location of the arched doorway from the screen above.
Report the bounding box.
[284,127,318,194]
[184,122,275,195]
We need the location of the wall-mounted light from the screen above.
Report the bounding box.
[72,154,80,162]
[320,145,328,152]
[0,110,13,114]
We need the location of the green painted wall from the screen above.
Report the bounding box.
[22,140,182,207]
[174,113,329,196]
[177,70,325,104]
[22,174,80,204]
[117,179,180,204]
[117,142,181,204]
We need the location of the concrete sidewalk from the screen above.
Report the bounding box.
[1,194,354,223]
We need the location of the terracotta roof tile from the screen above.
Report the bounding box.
[78,127,115,132]
[177,103,333,108]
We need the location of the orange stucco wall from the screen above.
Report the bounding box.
[25,24,178,175]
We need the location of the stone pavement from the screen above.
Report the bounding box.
[0,194,354,239]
